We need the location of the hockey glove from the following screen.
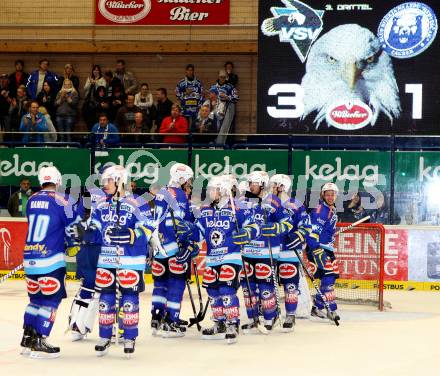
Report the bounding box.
[261,220,293,237]
[286,227,308,250]
[66,221,87,242]
[174,219,196,242]
[232,228,252,245]
[66,245,80,257]
[107,227,137,246]
[149,228,167,258]
[176,248,191,265]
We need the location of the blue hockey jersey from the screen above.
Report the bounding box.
[214,82,239,103]
[307,199,338,252]
[23,190,76,275]
[175,77,204,117]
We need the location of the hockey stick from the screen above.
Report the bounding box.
[262,209,283,326]
[335,215,371,235]
[229,192,267,335]
[0,263,24,284]
[169,207,201,331]
[188,298,210,328]
[113,185,123,346]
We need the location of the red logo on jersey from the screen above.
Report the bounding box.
[219,265,236,282]
[332,260,339,274]
[38,277,60,295]
[203,267,217,284]
[26,278,40,294]
[278,263,297,279]
[168,257,187,274]
[239,262,253,279]
[95,268,115,288]
[255,263,272,279]
[308,262,317,276]
[151,261,166,277]
[117,269,140,288]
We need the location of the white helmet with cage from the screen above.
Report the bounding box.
[270,174,292,193]
[169,163,194,187]
[207,175,234,197]
[38,166,62,187]
[100,165,129,186]
[247,170,269,188]
[321,182,339,194]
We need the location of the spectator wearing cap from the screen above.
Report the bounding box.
[154,87,173,130]
[60,63,80,92]
[19,101,48,143]
[224,61,238,87]
[26,58,59,100]
[175,64,203,127]
[8,60,29,98]
[114,59,138,95]
[159,104,188,144]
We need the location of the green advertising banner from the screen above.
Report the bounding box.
[0,148,89,186]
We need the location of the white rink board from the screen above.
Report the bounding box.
[0,281,439,375]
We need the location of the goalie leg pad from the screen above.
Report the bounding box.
[69,286,99,334]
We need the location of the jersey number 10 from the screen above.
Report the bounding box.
[27,214,50,243]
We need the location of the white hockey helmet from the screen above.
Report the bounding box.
[238,180,249,195]
[247,170,269,187]
[321,182,339,194]
[270,174,292,192]
[169,163,194,187]
[223,174,238,189]
[100,165,129,186]
[38,166,62,186]
[207,175,233,197]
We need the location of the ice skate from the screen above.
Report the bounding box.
[95,337,111,357]
[264,315,280,331]
[29,334,60,359]
[327,310,340,325]
[20,325,35,355]
[311,306,328,320]
[241,318,268,335]
[161,319,185,338]
[282,314,296,333]
[71,325,86,342]
[151,311,163,337]
[202,321,226,340]
[123,339,135,359]
[225,323,239,345]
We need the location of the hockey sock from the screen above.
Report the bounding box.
[35,301,60,337]
[121,294,139,340]
[315,275,337,311]
[23,302,40,329]
[284,282,299,315]
[207,287,225,322]
[241,280,259,319]
[219,286,240,325]
[165,277,185,322]
[151,279,168,316]
[98,293,116,339]
[259,282,277,321]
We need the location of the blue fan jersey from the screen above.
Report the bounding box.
[175,77,204,117]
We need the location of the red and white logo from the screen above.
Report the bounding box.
[151,261,165,277]
[239,262,253,279]
[95,268,115,288]
[168,257,187,274]
[98,0,151,24]
[278,263,297,279]
[255,263,272,279]
[26,278,40,294]
[38,276,61,295]
[117,269,140,288]
[326,99,373,131]
[203,267,217,284]
[219,265,236,282]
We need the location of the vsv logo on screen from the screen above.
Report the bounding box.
[261,0,324,63]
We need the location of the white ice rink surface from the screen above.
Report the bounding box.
[1,281,439,376]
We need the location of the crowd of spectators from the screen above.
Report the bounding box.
[0,59,240,146]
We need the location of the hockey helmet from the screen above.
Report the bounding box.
[321,182,339,194]
[38,166,62,186]
[270,174,292,192]
[247,170,269,187]
[100,165,129,186]
[207,175,233,197]
[169,163,194,187]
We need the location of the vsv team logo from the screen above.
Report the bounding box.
[261,0,324,63]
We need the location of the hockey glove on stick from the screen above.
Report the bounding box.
[176,242,200,264]
[66,221,87,242]
[286,227,308,250]
[107,227,137,246]
[174,219,196,242]
[261,220,293,237]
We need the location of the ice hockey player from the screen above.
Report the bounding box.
[66,188,107,341]
[149,162,196,338]
[288,182,340,322]
[73,165,154,357]
[20,166,75,358]
[269,174,309,332]
[240,171,294,332]
[196,174,259,344]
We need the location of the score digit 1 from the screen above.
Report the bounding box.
[405,84,422,119]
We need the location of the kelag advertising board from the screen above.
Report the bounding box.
[258,1,439,134]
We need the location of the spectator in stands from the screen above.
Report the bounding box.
[84,65,106,99]
[192,105,216,143]
[36,81,56,120]
[26,58,59,100]
[130,181,143,196]
[159,104,188,144]
[109,82,126,121]
[134,82,154,111]
[115,94,140,135]
[155,87,173,130]
[8,60,29,98]
[115,59,138,95]
[340,192,369,223]
[92,86,110,123]
[91,113,120,148]
[103,70,122,98]
[9,85,29,138]
[0,74,12,137]
[55,79,79,142]
[19,101,48,143]
[60,63,80,92]
[224,61,238,87]
[39,106,57,143]
[7,178,33,217]
[175,64,203,127]
[127,111,147,143]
